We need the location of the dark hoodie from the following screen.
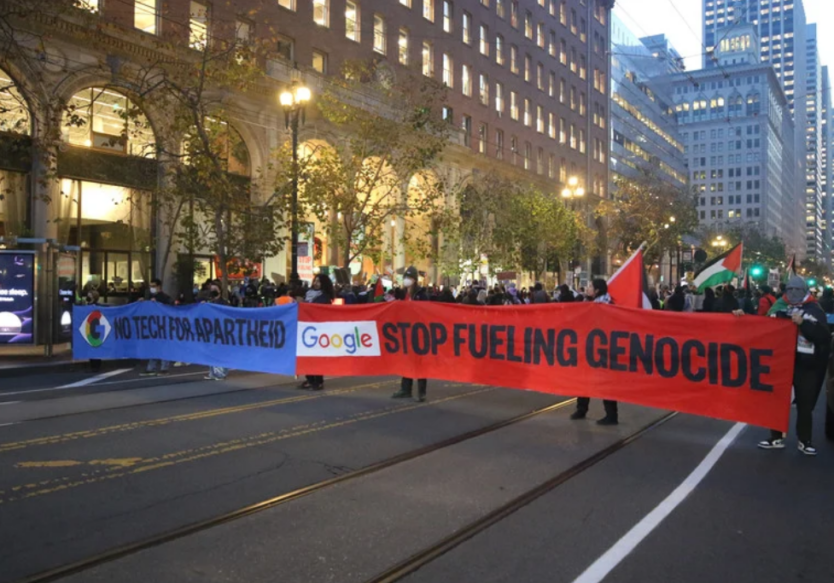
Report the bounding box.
[768,277,831,368]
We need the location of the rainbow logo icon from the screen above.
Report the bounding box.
[79,310,112,348]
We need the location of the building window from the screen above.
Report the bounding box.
[548,72,555,97]
[580,55,586,79]
[63,87,155,157]
[537,147,544,175]
[510,91,519,120]
[548,112,555,139]
[570,8,577,34]
[510,45,518,74]
[462,64,472,96]
[560,40,567,65]
[479,123,487,154]
[462,11,472,44]
[560,1,566,25]
[373,14,386,54]
[559,117,566,143]
[134,0,158,34]
[560,78,566,103]
[579,128,586,153]
[313,0,329,26]
[480,25,489,55]
[401,0,411,7]
[525,11,533,39]
[443,53,454,87]
[549,30,556,57]
[462,115,472,147]
[511,136,518,165]
[570,123,576,149]
[398,29,409,64]
[345,1,359,41]
[496,129,504,159]
[442,106,453,122]
[479,74,489,105]
[235,19,253,45]
[443,0,453,32]
[276,35,294,60]
[570,85,576,110]
[278,0,294,10]
[312,50,327,73]
[560,157,567,182]
[524,54,531,82]
[189,1,209,50]
[511,0,519,28]
[497,0,505,19]
[423,42,434,76]
[580,17,586,42]
[524,142,531,170]
[549,153,555,178]
[424,0,435,21]
[496,34,504,65]
[524,98,531,126]
[579,91,586,116]
[570,48,577,73]
[536,105,544,133]
[537,63,543,90]
[537,23,544,48]
[495,82,504,113]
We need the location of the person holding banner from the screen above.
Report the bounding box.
[735,276,831,456]
[141,278,173,377]
[391,266,430,402]
[205,283,231,381]
[571,278,619,426]
[300,274,335,391]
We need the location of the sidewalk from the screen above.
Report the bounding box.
[0,344,130,378]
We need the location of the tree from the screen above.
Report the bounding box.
[599,169,698,265]
[291,60,451,272]
[695,223,787,274]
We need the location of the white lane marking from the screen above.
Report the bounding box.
[55,368,133,389]
[570,422,746,583]
[0,371,204,397]
[0,401,21,406]
[0,422,19,427]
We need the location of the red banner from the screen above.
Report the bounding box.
[297,303,797,431]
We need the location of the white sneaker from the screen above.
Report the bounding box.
[758,438,785,450]
[798,441,818,456]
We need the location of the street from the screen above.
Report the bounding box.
[0,368,830,583]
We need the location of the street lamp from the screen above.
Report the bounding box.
[280,80,312,286]
[561,176,585,211]
[711,235,728,248]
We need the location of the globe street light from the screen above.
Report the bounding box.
[561,176,585,211]
[711,235,728,248]
[280,80,312,287]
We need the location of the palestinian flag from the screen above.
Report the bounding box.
[608,248,653,309]
[785,254,796,280]
[741,268,750,292]
[693,243,743,292]
[373,277,385,302]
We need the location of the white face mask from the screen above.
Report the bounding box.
[150,287,159,295]
[403,277,415,288]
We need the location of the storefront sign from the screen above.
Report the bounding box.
[0,252,35,345]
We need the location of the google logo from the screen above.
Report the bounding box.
[80,310,112,348]
[299,322,379,357]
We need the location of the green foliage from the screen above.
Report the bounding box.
[600,170,699,264]
[285,60,451,270]
[695,223,787,269]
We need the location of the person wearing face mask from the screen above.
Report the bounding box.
[390,266,430,402]
[140,278,174,376]
[734,276,831,455]
[571,279,619,425]
[299,274,335,391]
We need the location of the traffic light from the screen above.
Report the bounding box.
[750,265,764,277]
[808,278,817,287]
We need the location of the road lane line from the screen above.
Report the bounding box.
[0,372,205,398]
[0,422,19,427]
[55,368,133,389]
[0,401,21,406]
[569,422,746,583]
[0,387,494,504]
[0,380,397,453]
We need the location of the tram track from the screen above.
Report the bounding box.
[9,397,578,583]
[361,411,680,583]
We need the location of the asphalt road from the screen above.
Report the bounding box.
[0,367,831,583]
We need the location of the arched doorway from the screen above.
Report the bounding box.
[0,67,32,241]
[59,86,157,304]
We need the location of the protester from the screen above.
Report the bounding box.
[141,278,174,377]
[664,285,686,312]
[205,282,231,381]
[571,278,619,425]
[735,276,830,455]
[390,266,430,402]
[715,284,740,313]
[819,287,834,314]
[757,285,776,315]
[556,284,575,303]
[300,274,335,391]
[83,290,103,373]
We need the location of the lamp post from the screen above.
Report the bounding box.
[711,235,728,250]
[280,80,312,286]
[560,176,585,211]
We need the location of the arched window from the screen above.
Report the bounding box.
[728,93,744,117]
[198,118,250,176]
[62,87,155,158]
[710,94,725,118]
[0,68,31,135]
[692,94,708,121]
[746,92,761,116]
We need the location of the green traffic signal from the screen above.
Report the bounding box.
[808,278,817,286]
[750,265,763,277]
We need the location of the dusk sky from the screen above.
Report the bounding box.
[615,0,834,74]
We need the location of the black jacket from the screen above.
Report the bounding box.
[772,299,831,369]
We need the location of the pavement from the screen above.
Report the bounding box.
[0,366,831,583]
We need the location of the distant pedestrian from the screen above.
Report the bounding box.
[664,285,686,312]
[757,285,776,316]
[299,274,334,391]
[205,283,230,381]
[571,279,618,425]
[141,278,173,377]
[390,266,430,402]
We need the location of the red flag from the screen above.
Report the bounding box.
[608,248,652,309]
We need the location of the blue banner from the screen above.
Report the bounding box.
[73,302,297,375]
